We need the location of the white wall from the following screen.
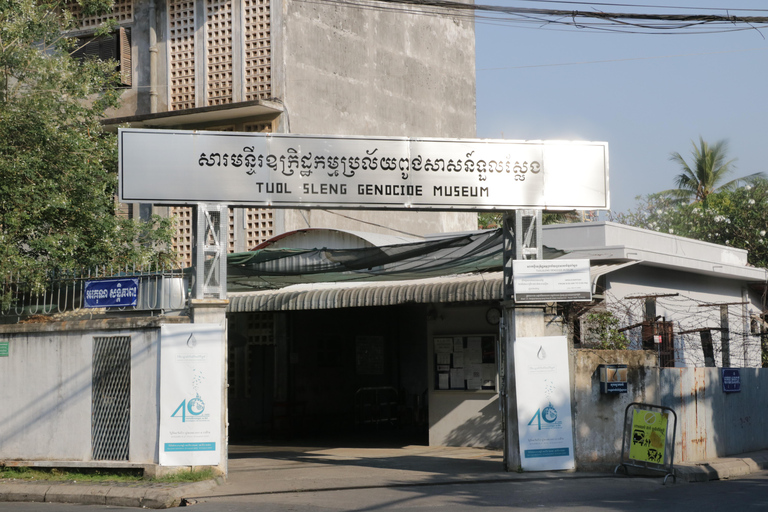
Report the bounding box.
[427,304,503,449]
[275,0,478,236]
[0,319,176,463]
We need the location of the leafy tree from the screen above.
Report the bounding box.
[0,0,175,296]
[582,310,629,350]
[659,137,764,203]
[612,179,768,269]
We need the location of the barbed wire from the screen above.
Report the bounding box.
[573,288,765,367]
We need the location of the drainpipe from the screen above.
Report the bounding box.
[149,0,158,113]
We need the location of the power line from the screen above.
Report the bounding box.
[306,0,768,35]
[478,46,768,71]
[508,0,768,14]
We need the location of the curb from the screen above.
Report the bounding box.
[675,453,768,483]
[0,479,220,509]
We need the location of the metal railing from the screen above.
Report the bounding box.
[1,265,191,319]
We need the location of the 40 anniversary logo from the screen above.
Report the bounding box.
[528,402,560,430]
[170,394,207,422]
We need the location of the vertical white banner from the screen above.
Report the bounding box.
[160,324,223,466]
[514,336,575,471]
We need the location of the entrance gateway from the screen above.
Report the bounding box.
[118,129,610,471]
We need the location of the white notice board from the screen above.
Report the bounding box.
[513,259,591,303]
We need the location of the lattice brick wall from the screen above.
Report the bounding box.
[67,0,133,29]
[206,0,233,106]
[228,209,274,252]
[243,121,272,133]
[244,0,271,100]
[247,313,274,345]
[171,206,194,267]
[228,313,274,399]
[169,0,196,110]
[239,122,274,250]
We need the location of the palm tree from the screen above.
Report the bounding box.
[660,137,765,203]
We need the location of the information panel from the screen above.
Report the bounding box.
[159,324,223,466]
[514,336,575,471]
[513,260,591,303]
[119,129,609,211]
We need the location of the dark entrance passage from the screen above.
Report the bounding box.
[227,305,429,447]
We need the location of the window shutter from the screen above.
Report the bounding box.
[72,29,132,87]
[118,27,132,86]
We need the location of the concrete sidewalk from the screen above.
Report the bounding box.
[2,444,768,508]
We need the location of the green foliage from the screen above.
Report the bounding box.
[583,310,629,350]
[0,466,214,483]
[613,179,768,269]
[0,466,143,482]
[658,137,764,203]
[153,468,215,483]
[477,211,585,229]
[0,0,175,292]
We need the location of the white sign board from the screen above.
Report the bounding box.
[119,129,609,211]
[514,336,575,471]
[513,259,592,303]
[159,324,223,466]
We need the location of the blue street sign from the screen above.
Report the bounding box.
[722,368,741,393]
[84,278,139,308]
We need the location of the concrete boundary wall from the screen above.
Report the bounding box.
[572,349,659,471]
[0,317,189,465]
[572,350,768,470]
[660,367,768,462]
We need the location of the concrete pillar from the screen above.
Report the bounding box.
[503,305,547,471]
[501,210,546,472]
[190,299,229,476]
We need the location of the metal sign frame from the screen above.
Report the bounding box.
[615,402,678,484]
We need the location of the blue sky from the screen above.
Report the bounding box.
[475,1,768,214]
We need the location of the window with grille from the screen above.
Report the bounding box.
[171,206,195,268]
[244,0,271,101]
[206,0,233,106]
[170,0,196,110]
[169,0,271,110]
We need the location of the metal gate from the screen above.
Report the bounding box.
[92,336,131,460]
[642,320,675,367]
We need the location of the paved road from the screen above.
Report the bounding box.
[2,470,766,512]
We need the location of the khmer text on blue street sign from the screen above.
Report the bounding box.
[84,278,139,308]
[722,368,741,393]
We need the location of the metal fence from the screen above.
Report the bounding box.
[0,265,191,319]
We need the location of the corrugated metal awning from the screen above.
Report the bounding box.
[228,272,504,312]
[227,261,640,312]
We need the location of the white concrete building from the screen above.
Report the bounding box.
[76,0,478,266]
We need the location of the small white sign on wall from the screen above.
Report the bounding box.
[514,336,575,471]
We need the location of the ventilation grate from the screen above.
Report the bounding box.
[92,336,131,461]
